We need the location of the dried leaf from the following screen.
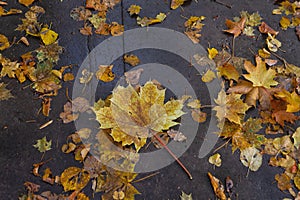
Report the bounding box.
[191,109,207,123]
[60,167,90,192]
[180,191,193,200]
[33,136,52,153]
[80,24,93,36]
[128,5,141,16]
[202,69,216,83]
[259,22,279,35]
[275,90,300,112]
[217,63,240,81]
[187,99,201,109]
[63,73,75,81]
[42,97,51,116]
[124,68,144,85]
[208,172,226,200]
[292,127,300,149]
[240,147,262,171]
[95,65,115,82]
[19,0,35,7]
[137,13,166,27]
[280,16,291,30]
[0,34,9,51]
[266,33,282,52]
[208,48,218,60]
[167,129,187,142]
[124,54,140,66]
[0,82,13,101]
[224,17,246,38]
[110,22,124,36]
[171,0,187,10]
[40,28,58,45]
[209,153,222,167]
[275,173,292,191]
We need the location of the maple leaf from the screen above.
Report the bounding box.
[33,136,52,153]
[60,167,90,192]
[228,56,278,109]
[0,82,13,101]
[240,147,262,172]
[0,34,10,51]
[124,54,140,66]
[224,17,246,38]
[180,191,193,200]
[94,81,185,151]
[213,89,250,125]
[96,65,115,82]
[128,5,141,16]
[275,90,300,112]
[217,63,240,82]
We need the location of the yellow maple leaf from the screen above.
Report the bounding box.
[128,4,141,16]
[213,89,250,125]
[0,34,10,51]
[275,90,300,113]
[207,48,218,60]
[60,167,90,192]
[40,28,58,45]
[94,81,185,151]
[243,56,278,88]
[95,65,115,82]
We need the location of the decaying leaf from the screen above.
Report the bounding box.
[0,34,10,51]
[213,89,250,125]
[42,97,51,116]
[208,172,227,200]
[180,191,193,200]
[137,13,166,27]
[167,129,187,142]
[124,54,140,66]
[240,147,262,172]
[275,90,300,113]
[128,5,141,16]
[184,16,205,43]
[217,63,240,81]
[60,167,90,192]
[292,127,300,149]
[259,22,279,35]
[19,0,35,7]
[266,33,282,52]
[33,136,52,153]
[0,82,13,101]
[94,81,185,151]
[191,109,207,123]
[124,68,144,85]
[187,99,201,109]
[171,0,187,10]
[202,69,216,83]
[275,173,292,191]
[95,65,115,82]
[209,153,222,167]
[280,16,291,30]
[224,17,246,38]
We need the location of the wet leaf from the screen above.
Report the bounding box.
[273,135,293,154]
[124,54,140,66]
[110,22,124,36]
[124,68,144,85]
[0,82,13,101]
[224,17,246,38]
[167,129,187,142]
[19,0,35,7]
[180,191,193,200]
[171,0,187,10]
[0,34,9,51]
[202,69,216,83]
[128,5,141,16]
[213,89,250,125]
[208,172,226,200]
[259,22,279,35]
[209,153,222,167]
[40,27,58,45]
[275,173,292,191]
[96,65,115,82]
[60,167,90,192]
[240,147,262,171]
[94,81,185,151]
[33,136,52,153]
[292,127,300,149]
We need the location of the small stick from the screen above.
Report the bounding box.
[213,138,231,153]
[215,0,232,8]
[39,120,53,129]
[154,133,193,180]
[132,171,160,183]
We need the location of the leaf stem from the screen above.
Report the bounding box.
[132,171,160,183]
[153,133,193,180]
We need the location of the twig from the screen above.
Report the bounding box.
[214,0,232,8]
[153,133,193,180]
[132,171,160,183]
[213,138,231,153]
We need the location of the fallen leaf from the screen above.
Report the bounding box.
[137,13,166,27]
[275,173,292,191]
[0,34,9,51]
[128,5,141,16]
[225,176,234,193]
[40,27,59,45]
[180,191,193,200]
[95,65,115,82]
[208,172,226,200]
[171,0,187,10]
[70,6,92,21]
[202,69,216,83]
[94,81,185,151]
[0,82,13,101]
[80,69,94,84]
[224,17,246,38]
[184,30,201,43]
[60,167,90,192]
[280,16,291,30]
[259,22,279,35]
[110,22,124,36]
[273,135,293,154]
[59,101,79,123]
[19,36,30,46]
[167,129,187,142]
[209,153,222,167]
[208,48,218,60]
[266,33,282,52]
[80,24,93,36]
[213,89,250,125]
[217,63,240,81]
[42,97,51,116]
[292,127,300,149]
[124,54,140,66]
[124,68,144,85]
[191,109,207,123]
[19,0,35,7]
[275,90,300,112]
[187,99,201,109]
[24,182,40,193]
[63,73,74,81]
[42,168,55,184]
[240,147,262,171]
[33,136,52,153]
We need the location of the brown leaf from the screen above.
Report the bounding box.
[296,26,300,40]
[24,182,40,193]
[0,34,10,51]
[224,17,246,38]
[258,22,279,35]
[208,172,227,200]
[272,110,298,126]
[80,24,93,36]
[124,68,144,85]
[19,0,35,7]
[0,82,13,101]
[184,30,201,43]
[42,98,51,117]
[275,173,292,191]
[191,109,207,123]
